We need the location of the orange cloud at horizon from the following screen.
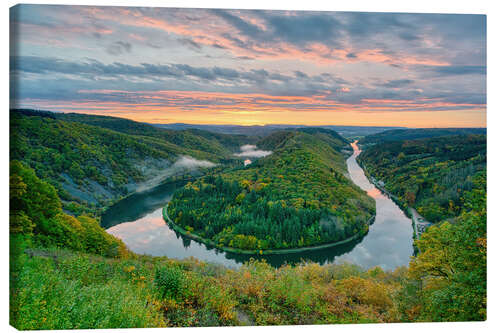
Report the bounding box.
[18,96,486,129]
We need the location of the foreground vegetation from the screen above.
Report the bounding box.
[12,247,411,329]
[10,160,397,328]
[167,129,375,251]
[10,124,486,329]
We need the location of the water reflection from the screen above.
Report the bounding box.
[223,234,366,267]
[334,142,413,270]
[103,142,414,270]
[106,208,242,268]
[101,180,186,229]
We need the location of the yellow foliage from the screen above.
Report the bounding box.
[123,265,135,273]
[337,276,393,315]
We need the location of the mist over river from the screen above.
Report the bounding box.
[103,142,414,270]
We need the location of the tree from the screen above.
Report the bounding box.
[404,191,416,206]
[407,176,486,321]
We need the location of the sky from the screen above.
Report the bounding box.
[9,5,486,127]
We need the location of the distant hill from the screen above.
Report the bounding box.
[256,128,350,154]
[360,128,486,145]
[154,123,405,139]
[51,112,252,154]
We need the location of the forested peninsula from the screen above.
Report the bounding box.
[167,129,376,252]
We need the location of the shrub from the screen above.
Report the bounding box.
[155,266,185,299]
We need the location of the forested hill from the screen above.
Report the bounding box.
[358,134,486,223]
[10,109,251,215]
[13,109,253,155]
[357,134,486,320]
[360,128,486,145]
[167,129,375,251]
[255,128,350,155]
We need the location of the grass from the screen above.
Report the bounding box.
[10,247,407,329]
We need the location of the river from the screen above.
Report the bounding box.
[103,142,414,270]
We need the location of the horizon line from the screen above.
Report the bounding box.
[10,108,487,129]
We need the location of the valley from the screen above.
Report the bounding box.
[9,110,487,327]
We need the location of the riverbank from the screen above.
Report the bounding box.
[355,154,433,249]
[356,157,411,216]
[162,206,375,255]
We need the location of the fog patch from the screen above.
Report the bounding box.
[172,156,216,169]
[234,145,272,158]
[135,156,216,192]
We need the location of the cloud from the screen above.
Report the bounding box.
[212,9,264,40]
[294,71,308,79]
[343,12,415,38]
[380,79,414,88]
[177,37,202,50]
[10,55,297,84]
[11,55,354,100]
[12,6,486,68]
[240,144,257,151]
[106,41,132,55]
[10,6,486,123]
[265,12,342,46]
[133,155,216,192]
[426,65,486,76]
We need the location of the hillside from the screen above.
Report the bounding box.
[52,111,253,154]
[167,129,375,252]
[360,128,486,145]
[10,110,250,215]
[357,135,486,321]
[358,134,486,223]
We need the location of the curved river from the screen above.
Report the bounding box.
[103,142,414,270]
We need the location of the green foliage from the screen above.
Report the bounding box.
[359,135,486,222]
[405,173,486,321]
[51,110,251,154]
[10,211,34,235]
[10,160,61,227]
[168,130,375,250]
[360,135,486,322]
[221,260,401,325]
[11,249,405,329]
[10,252,165,330]
[360,128,486,145]
[155,265,186,300]
[9,110,486,327]
[10,160,129,258]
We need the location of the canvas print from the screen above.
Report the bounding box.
[9,4,486,329]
